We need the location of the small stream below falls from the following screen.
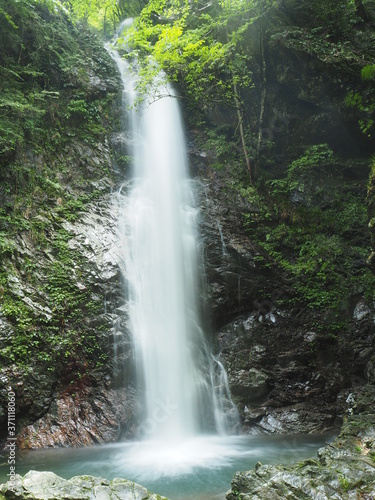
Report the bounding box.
[1,433,335,499]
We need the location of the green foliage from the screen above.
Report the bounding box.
[267,144,334,201]
[270,1,375,89]
[345,64,375,138]
[118,0,266,112]
[0,222,106,368]
[0,0,116,160]
[271,26,359,67]
[361,63,375,81]
[285,144,334,177]
[61,0,147,35]
[242,144,375,322]
[307,0,358,36]
[338,474,350,492]
[204,130,236,160]
[0,0,115,375]
[0,5,18,29]
[66,98,89,117]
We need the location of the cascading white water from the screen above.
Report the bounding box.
[109,30,238,447]
[15,33,335,498]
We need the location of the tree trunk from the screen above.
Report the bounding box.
[103,6,107,38]
[225,23,252,184]
[256,21,266,173]
[234,83,252,184]
[355,0,370,22]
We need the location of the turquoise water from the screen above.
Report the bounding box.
[0,433,335,499]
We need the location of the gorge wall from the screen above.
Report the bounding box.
[0,0,375,450]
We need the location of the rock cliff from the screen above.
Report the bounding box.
[0,0,374,460]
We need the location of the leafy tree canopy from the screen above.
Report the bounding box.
[116,0,277,111]
[61,0,148,34]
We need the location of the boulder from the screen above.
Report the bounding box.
[230,368,269,401]
[0,471,168,500]
[226,424,375,500]
[226,383,375,499]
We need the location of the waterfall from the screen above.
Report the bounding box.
[108,35,238,444]
[216,220,227,258]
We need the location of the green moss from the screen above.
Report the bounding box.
[0,1,117,379]
[0,223,107,371]
[240,149,375,331]
[338,475,350,492]
[0,0,117,164]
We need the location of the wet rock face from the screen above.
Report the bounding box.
[16,383,139,449]
[226,448,375,500]
[3,164,374,447]
[215,305,375,434]
[216,314,342,434]
[198,175,374,433]
[0,171,140,448]
[0,470,168,500]
[9,174,330,444]
[366,355,375,384]
[230,368,269,401]
[8,189,142,449]
[195,164,375,435]
[197,181,278,330]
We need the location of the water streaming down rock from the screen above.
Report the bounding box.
[109,36,238,444]
[216,220,227,258]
